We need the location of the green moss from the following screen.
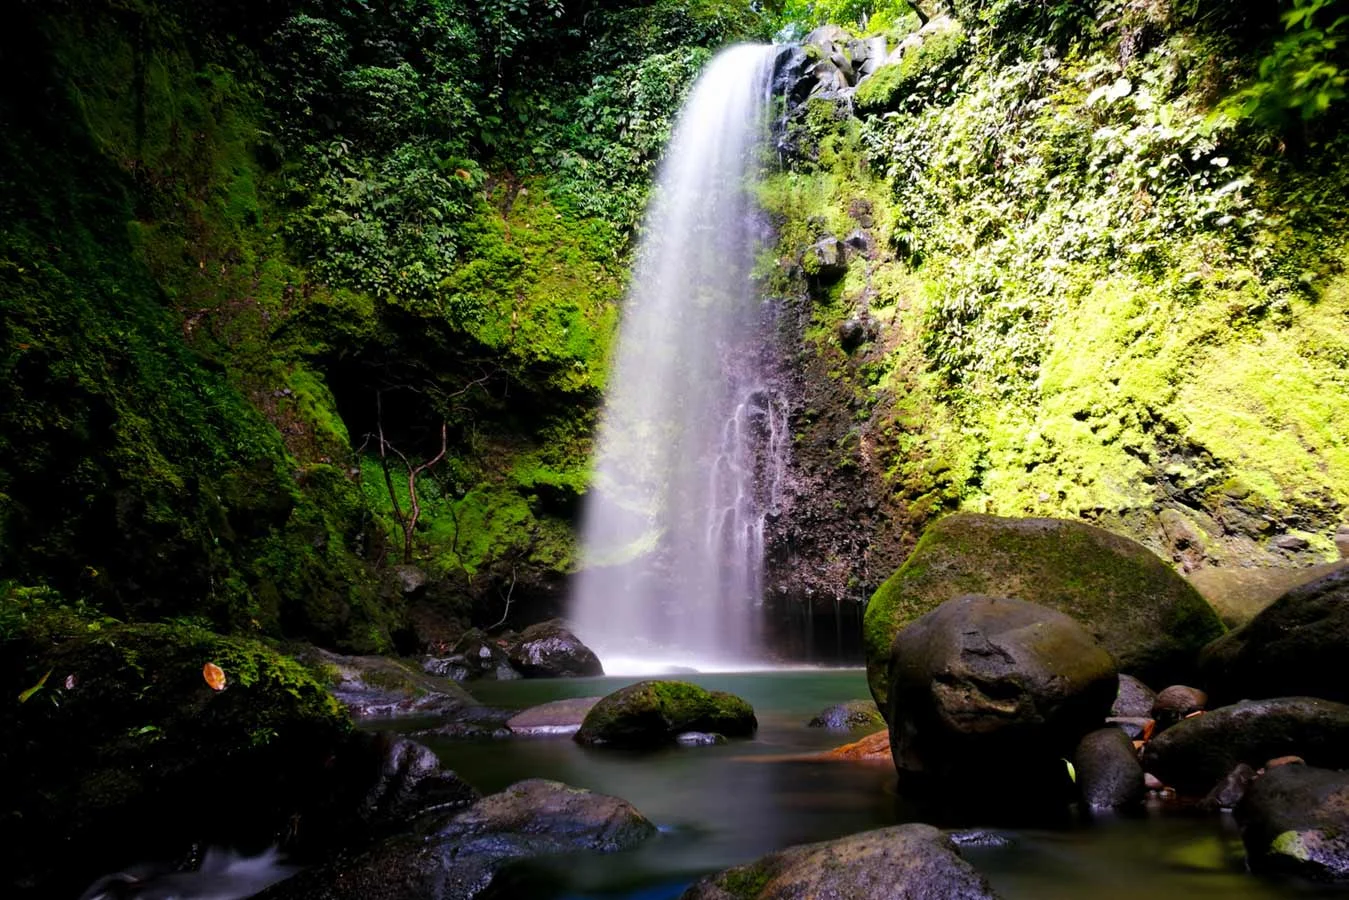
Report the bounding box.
[716,864,773,899]
[575,680,757,747]
[854,21,968,113]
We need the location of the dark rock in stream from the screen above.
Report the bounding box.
[680,823,1001,900]
[1199,567,1349,705]
[807,699,884,730]
[1112,673,1158,718]
[886,595,1117,810]
[675,731,727,746]
[575,680,756,748]
[1237,765,1349,881]
[362,735,479,823]
[1073,728,1144,810]
[1151,684,1207,730]
[506,696,602,736]
[1142,697,1349,795]
[423,629,520,682]
[305,648,476,721]
[262,780,657,900]
[1199,762,1257,811]
[505,619,603,678]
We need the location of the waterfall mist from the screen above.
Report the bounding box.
[570,44,787,674]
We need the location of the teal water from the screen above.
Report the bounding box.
[424,671,1335,899]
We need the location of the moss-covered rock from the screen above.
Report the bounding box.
[574,680,757,748]
[864,514,1225,713]
[0,618,363,898]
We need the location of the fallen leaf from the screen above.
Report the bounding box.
[18,669,52,703]
[203,662,226,691]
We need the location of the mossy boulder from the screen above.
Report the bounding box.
[0,620,363,898]
[681,823,999,900]
[574,680,756,748]
[304,647,476,721]
[1237,765,1349,881]
[863,514,1225,715]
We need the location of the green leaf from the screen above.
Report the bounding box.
[18,668,52,704]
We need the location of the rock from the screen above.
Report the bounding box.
[391,564,428,595]
[808,729,893,762]
[575,680,756,748]
[772,46,815,107]
[362,736,479,822]
[804,24,852,56]
[1198,762,1257,811]
[681,823,1000,900]
[308,648,476,721]
[264,780,657,900]
[1237,765,1349,881]
[410,706,514,741]
[1187,561,1348,628]
[886,595,1117,806]
[837,316,876,352]
[1074,727,1145,810]
[807,699,885,730]
[1199,568,1349,705]
[1112,673,1158,718]
[802,236,848,281]
[864,514,1224,715]
[809,59,850,94]
[423,629,519,682]
[506,620,603,678]
[0,623,362,898]
[1152,685,1207,729]
[1105,717,1155,740]
[1274,534,1310,551]
[1336,524,1349,558]
[1142,697,1349,795]
[1144,773,1165,791]
[676,731,726,746]
[506,697,602,736]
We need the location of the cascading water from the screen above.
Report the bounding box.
[570,44,787,673]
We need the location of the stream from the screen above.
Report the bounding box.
[411,670,1337,899]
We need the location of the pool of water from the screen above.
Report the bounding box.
[421,670,1334,899]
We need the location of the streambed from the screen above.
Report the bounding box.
[413,670,1332,899]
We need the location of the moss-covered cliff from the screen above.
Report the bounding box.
[759,0,1349,634]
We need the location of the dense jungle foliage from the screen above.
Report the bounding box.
[1,0,1346,652]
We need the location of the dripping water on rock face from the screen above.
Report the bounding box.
[570,44,788,673]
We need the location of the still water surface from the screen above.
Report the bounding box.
[423,671,1335,900]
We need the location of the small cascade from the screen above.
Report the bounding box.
[570,44,787,672]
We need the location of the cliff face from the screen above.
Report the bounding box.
[759,0,1349,648]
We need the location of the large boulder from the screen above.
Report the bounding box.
[864,515,1224,715]
[506,619,603,678]
[1142,697,1349,795]
[263,780,657,900]
[575,680,756,748]
[1073,728,1144,810]
[886,596,1117,805]
[681,823,1000,900]
[1237,765,1349,881]
[0,622,361,899]
[422,629,519,682]
[1199,567,1349,705]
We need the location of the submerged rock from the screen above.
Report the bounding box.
[1199,567,1349,705]
[864,514,1224,715]
[680,823,1000,899]
[505,620,603,678]
[807,699,884,730]
[1142,697,1349,795]
[1237,765,1349,881]
[264,780,657,900]
[887,595,1117,807]
[506,697,602,736]
[575,680,756,748]
[676,731,727,746]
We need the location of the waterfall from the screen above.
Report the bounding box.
[570,44,787,673]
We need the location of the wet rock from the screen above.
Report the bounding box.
[887,595,1117,806]
[1188,561,1348,629]
[1199,567,1349,705]
[423,629,519,682]
[772,46,815,107]
[411,706,514,741]
[1144,772,1165,791]
[676,731,727,746]
[1142,697,1349,795]
[838,316,876,353]
[810,728,892,762]
[810,58,851,94]
[1237,765,1349,881]
[1074,727,1145,810]
[681,823,1000,900]
[1112,673,1158,718]
[807,699,884,730]
[362,736,479,823]
[309,649,475,721]
[948,829,1014,849]
[575,680,756,748]
[265,780,657,900]
[506,620,603,678]
[506,697,602,736]
[804,24,853,57]
[1105,717,1154,740]
[864,515,1224,716]
[1152,685,1207,729]
[1198,762,1257,811]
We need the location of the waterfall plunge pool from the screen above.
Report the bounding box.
[418,670,1330,900]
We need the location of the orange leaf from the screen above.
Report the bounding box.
[202,662,226,691]
[455,168,471,181]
